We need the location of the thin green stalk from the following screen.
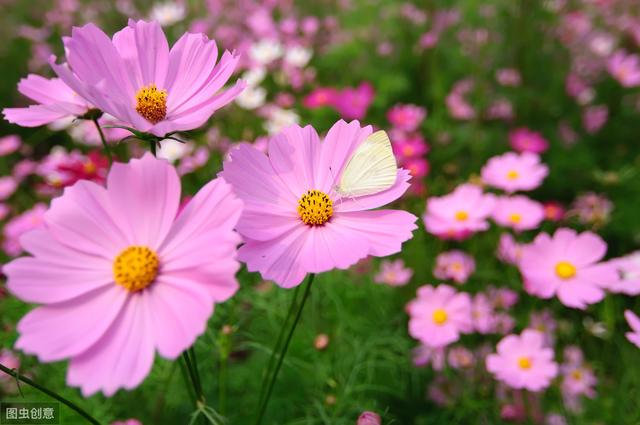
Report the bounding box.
[218,345,228,417]
[179,359,197,406]
[182,349,205,407]
[257,284,302,408]
[255,274,315,425]
[0,363,101,425]
[91,118,113,165]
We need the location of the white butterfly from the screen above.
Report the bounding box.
[335,130,398,198]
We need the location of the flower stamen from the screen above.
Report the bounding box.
[113,246,159,292]
[555,261,576,280]
[135,84,167,124]
[297,190,333,226]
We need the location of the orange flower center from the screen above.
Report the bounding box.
[135,84,167,124]
[297,190,333,226]
[506,170,519,180]
[509,213,522,223]
[518,357,532,370]
[113,246,159,292]
[455,211,469,221]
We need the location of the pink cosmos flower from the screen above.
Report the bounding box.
[0,349,20,382]
[471,293,495,334]
[486,329,558,392]
[604,252,640,295]
[582,105,608,134]
[374,259,413,286]
[433,250,475,284]
[492,196,545,231]
[110,421,142,425]
[5,154,242,396]
[529,310,557,346]
[448,346,474,369]
[0,135,22,156]
[221,120,417,288]
[332,82,375,120]
[624,310,640,348]
[497,233,523,265]
[50,20,245,137]
[357,412,381,425]
[481,152,548,193]
[0,176,18,201]
[607,50,640,87]
[412,345,445,370]
[518,228,617,309]
[387,103,427,132]
[423,184,496,240]
[496,68,521,86]
[2,203,47,256]
[391,133,429,160]
[407,284,472,348]
[560,348,596,400]
[404,158,430,179]
[543,201,565,221]
[3,75,92,127]
[509,128,549,154]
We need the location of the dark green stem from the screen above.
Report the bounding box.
[0,363,101,425]
[255,274,315,425]
[182,349,205,407]
[91,118,113,165]
[256,284,302,408]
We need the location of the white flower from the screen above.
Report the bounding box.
[249,40,283,65]
[236,86,267,110]
[149,2,186,27]
[589,34,615,57]
[157,139,192,163]
[284,46,313,68]
[242,67,267,87]
[264,108,300,135]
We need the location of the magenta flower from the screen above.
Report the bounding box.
[486,329,558,392]
[302,87,337,109]
[332,82,375,120]
[221,120,417,288]
[50,20,245,137]
[3,75,92,127]
[492,196,545,231]
[5,154,242,396]
[607,50,640,87]
[604,252,640,295]
[423,184,496,240]
[387,103,427,132]
[374,259,413,287]
[508,128,549,154]
[407,284,472,348]
[357,412,381,425]
[481,152,548,193]
[433,250,475,284]
[391,132,429,160]
[518,228,617,309]
[624,310,640,348]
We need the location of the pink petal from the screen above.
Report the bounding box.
[268,125,321,195]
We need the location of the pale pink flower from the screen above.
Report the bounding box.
[423,184,496,240]
[387,104,427,132]
[481,152,548,193]
[582,105,608,134]
[607,50,640,87]
[624,310,640,348]
[560,347,596,399]
[0,349,20,382]
[374,259,413,287]
[5,154,243,396]
[492,196,545,231]
[448,346,474,369]
[604,252,640,295]
[486,329,558,391]
[487,286,519,310]
[471,293,495,334]
[518,228,617,309]
[412,345,446,370]
[509,128,549,154]
[529,310,557,346]
[50,20,245,136]
[407,284,472,348]
[433,250,475,284]
[496,68,521,86]
[497,233,523,265]
[3,75,92,127]
[2,203,47,256]
[221,120,417,288]
[0,135,22,156]
[0,176,18,201]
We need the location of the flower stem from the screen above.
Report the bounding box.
[255,273,315,425]
[256,284,302,408]
[182,348,205,407]
[0,363,101,425]
[91,118,113,165]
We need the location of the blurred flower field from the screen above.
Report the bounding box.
[1,0,640,424]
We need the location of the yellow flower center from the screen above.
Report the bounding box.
[571,369,583,380]
[555,261,576,280]
[83,161,97,174]
[297,190,333,226]
[432,308,448,325]
[518,357,532,370]
[509,213,522,223]
[506,170,519,180]
[113,246,160,292]
[135,84,167,124]
[450,262,463,272]
[455,210,469,221]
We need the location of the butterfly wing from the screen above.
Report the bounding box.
[337,130,398,197]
